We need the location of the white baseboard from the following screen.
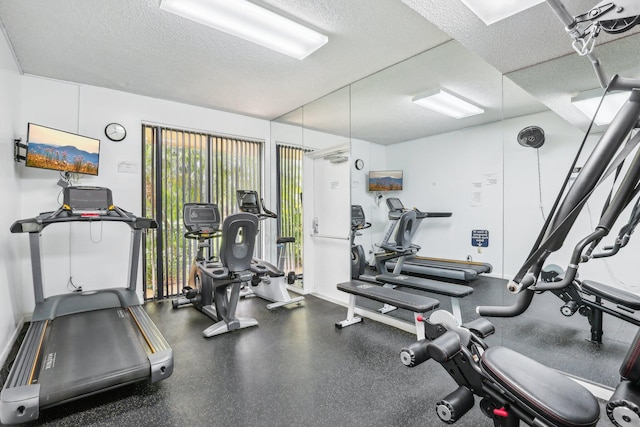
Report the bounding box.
[0,315,27,370]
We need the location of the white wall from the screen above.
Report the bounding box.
[16,77,271,312]
[0,27,23,366]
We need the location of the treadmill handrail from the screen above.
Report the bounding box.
[11,208,158,233]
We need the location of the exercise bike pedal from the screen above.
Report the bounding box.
[182,286,197,299]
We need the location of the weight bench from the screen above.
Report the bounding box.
[376,273,473,323]
[336,280,439,340]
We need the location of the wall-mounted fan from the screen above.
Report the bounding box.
[517,126,545,149]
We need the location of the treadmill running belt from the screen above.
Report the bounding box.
[36,308,151,407]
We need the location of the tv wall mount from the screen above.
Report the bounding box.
[14,138,26,163]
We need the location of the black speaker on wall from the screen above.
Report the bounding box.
[517,126,545,149]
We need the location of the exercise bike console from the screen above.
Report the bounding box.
[184,203,221,235]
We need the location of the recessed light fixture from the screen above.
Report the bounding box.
[160,0,328,60]
[571,89,630,126]
[460,0,545,25]
[412,90,484,119]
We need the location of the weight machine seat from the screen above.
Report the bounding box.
[481,346,600,427]
[581,280,640,310]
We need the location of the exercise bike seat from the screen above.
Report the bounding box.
[481,346,600,427]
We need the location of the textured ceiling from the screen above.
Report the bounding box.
[1,0,639,144]
[0,0,450,120]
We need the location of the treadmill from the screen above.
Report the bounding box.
[0,186,173,424]
[381,198,492,282]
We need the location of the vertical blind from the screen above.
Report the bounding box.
[276,144,306,275]
[143,124,262,300]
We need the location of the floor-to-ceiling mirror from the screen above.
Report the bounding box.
[269,8,639,392]
[347,35,637,389]
[271,87,351,298]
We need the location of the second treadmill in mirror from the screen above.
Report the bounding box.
[373,197,492,282]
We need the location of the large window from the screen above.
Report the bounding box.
[143,124,262,300]
[276,144,306,278]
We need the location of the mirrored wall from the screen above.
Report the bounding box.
[271,87,351,299]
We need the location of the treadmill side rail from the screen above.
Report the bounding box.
[0,384,40,424]
[0,321,47,425]
[129,305,174,382]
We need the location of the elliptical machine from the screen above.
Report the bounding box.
[172,203,260,337]
[351,205,371,279]
[237,190,304,310]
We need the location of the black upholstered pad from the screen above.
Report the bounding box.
[337,281,439,312]
[481,347,600,427]
[376,273,473,297]
[620,329,640,383]
[581,280,640,309]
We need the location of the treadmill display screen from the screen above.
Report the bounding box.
[63,186,112,213]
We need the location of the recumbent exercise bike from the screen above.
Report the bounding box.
[172,203,260,337]
[237,190,304,310]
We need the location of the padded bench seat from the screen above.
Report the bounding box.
[376,273,473,323]
[336,280,440,340]
[376,273,473,297]
[582,280,640,310]
[337,281,440,312]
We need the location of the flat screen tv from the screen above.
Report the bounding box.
[368,170,403,192]
[26,123,100,176]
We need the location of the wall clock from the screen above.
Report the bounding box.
[355,159,364,170]
[105,123,127,141]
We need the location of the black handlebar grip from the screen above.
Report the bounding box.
[400,339,431,367]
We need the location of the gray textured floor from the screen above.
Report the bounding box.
[2,276,631,426]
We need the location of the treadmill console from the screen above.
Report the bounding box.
[63,186,113,215]
[183,203,221,234]
[386,197,405,220]
[386,197,404,212]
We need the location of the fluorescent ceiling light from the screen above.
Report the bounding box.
[460,0,545,25]
[160,0,328,60]
[571,89,630,126]
[412,90,484,119]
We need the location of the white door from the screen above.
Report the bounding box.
[303,151,351,301]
